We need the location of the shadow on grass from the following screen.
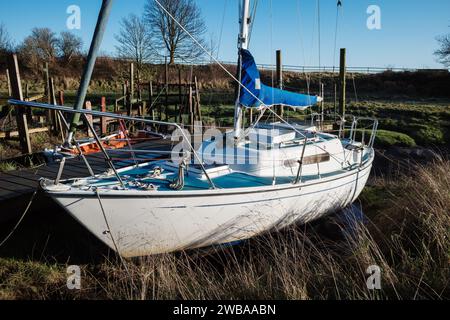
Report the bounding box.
[0,191,111,265]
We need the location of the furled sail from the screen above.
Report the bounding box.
[239,49,320,109]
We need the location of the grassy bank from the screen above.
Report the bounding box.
[0,159,448,300]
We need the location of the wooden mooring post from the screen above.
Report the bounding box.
[100,97,107,135]
[5,68,12,97]
[43,62,54,129]
[339,48,346,118]
[85,101,94,138]
[188,85,194,133]
[178,68,183,123]
[24,83,32,123]
[59,90,65,105]
[194,76,202,123]
[148,81,153,110]
[49,77,62,135]
[129,62,134,103]
[164,57,169,121]
[8,54,32,154]
[276,50,284,117]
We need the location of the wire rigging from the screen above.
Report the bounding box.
[152,0,267,113]
[152,0,344,166]
[216,0,228,59]
[333,0,343,70]
[317,0,321,77]
[247,0,259,47]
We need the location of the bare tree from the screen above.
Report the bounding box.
[435,34,450,67]
[144,0,207,64]
[0,23,12,53]
[18,27,58,73]
[115,14,154,70]
[57,31,83,63]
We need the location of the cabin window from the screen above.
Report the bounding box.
[283,154,330,168]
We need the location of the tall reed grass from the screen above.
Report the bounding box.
[1,160,448,300]
[91,160,449,300]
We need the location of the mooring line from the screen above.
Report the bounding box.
[0,189,38,248]
[95,189,138,292]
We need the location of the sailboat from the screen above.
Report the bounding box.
[17,0,377,257]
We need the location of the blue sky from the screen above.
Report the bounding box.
[1,0,449,68]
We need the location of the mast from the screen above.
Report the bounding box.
[233,0,251,141]
[66,0,114,145]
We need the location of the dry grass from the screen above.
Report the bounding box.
[1,160,449,300]
[88,160,450,300]
[0,132,61,161]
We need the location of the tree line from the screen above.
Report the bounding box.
[0,0,208,77]
[1,0,448,78]
[0,23,85,76]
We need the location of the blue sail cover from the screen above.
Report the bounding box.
[239,49,319,109]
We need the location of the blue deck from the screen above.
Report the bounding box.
[77,150,372,192]
[82,162,293,191]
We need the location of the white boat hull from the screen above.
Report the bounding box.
[46,156,373,258]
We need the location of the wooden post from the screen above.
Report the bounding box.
[85,101,94,138]
[194,76,202,123]
[189,85,194,133]
[164,56,169,121]
[141,101,147,117]
[148,81,153,113]
[59,90,65,105]
[44,62,50,103]
[125,80,132,116]
[137,84,142,102]
[320,82,325,129]
[158,84,162,120]
[178,68,183,123]
[49,77,60,134]
[130,62,134,103]
[122,82,127,98]
[8,54,32,154]
[50,77,65,138]
[100,97,107,135]
[276,50,283,89]
[136,67,141,101]
[334,82,337,121]
[24,82,32,123]
[44,62,53,128]
[49,78,57,105]
[339,48,346,118]
[276,50,284,117]
[6,69,12,97]
[24,83,29,99]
